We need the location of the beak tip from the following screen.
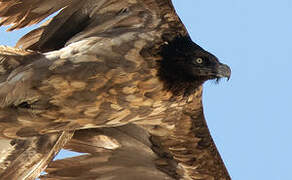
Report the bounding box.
[227,72,231,81]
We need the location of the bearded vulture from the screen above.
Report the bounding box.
[0,0,231,179]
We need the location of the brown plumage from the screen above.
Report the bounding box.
[0,0,231,179]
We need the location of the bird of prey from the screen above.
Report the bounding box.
[0,0,231,179]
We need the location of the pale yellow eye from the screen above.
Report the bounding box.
[196,58,203,64]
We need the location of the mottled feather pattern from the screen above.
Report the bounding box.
[0,0,231,179]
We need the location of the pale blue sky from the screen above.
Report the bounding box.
[1,1,291,179]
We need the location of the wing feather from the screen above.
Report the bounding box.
[16,2,89,51]
[0,0,79,31]
[41,125,174,180]
[0,131,73,179]
[146,87,231,180]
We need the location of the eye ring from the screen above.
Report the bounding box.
[196,57,203,64]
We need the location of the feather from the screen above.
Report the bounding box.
[41,125,174,180]
[0,131,73,179]
[0,0,80,31]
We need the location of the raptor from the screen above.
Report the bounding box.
[0,0,231,179]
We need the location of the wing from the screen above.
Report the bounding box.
[0,131,73,179]
[1,0,186,52]
[141,87,231,179]
[41,125,174,180]
[0,0,80,31]
[41,88,230,180]
[0,46,75,179]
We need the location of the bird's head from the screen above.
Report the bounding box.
[185,46,231,82]
[158,35,231,96]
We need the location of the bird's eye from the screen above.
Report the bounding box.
[196,58,203,64]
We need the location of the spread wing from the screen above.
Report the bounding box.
[0,0,230,179]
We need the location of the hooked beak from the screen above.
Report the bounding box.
[216,63,231,81]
